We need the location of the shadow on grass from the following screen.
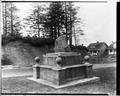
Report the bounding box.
[61,67,116,94]
[93,67,116,82]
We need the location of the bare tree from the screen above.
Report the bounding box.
[2,2,22,36]
[24,3,47,37]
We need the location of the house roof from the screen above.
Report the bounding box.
[107,42,116,49]
[87,42,108,50]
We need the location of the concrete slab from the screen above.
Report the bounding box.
[27,77,100,89]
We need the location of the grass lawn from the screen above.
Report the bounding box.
[2,67,116,95]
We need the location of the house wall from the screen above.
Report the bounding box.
[108,49,116,55]
[88,43,108,56]
[90,50,99,56]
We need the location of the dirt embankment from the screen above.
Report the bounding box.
[2,41,54,67]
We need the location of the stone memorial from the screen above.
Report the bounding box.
[54,35,71,52]
[29,35,100,88]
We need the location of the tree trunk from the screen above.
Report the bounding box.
[55,26,57,39]
[10,3,13,35]
[58,22,60,37]
[73,25,77,46]
[54,25,57,39]
[37,23,40,37]
[38,28,40,37]
[69,2,72,47]
[65,2,68,44]
[5,3,7,36]
[37,7,40,37]
[3,3,5,35]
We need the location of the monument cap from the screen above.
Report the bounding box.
[35,56,40,63]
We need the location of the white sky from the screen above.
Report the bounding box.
[13,1,116,46]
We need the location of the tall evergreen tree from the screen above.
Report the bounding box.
[2,2,22,36]
[43,2,81,45]
[63,2,79,46]
[24,4,47,37]
[43,2,65,39]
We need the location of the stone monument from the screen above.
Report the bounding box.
[54,35,71,52]
[29,35,100,88]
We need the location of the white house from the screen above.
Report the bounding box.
[87,42,108,56]
[107,42,116,55]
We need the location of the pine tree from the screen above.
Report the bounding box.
[43,2,65,39]
[63,2,79,46]
[24,3,47,37]
[2,2,22,36]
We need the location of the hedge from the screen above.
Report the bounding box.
[2,34,55,46]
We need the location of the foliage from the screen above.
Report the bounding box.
[2,34,55,47]
[43,2,65,39]
[2,54,13,65]
[43,2,81,46]
[23,2,82,46]
[63,2,78,45]
[23,3,47,37]
[2,3,23,36]
[22,36,55,46]
[71,45,89,57]
[2,2,83,47]
[2,33,22,45]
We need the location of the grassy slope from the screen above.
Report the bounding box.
[2,41,54,67]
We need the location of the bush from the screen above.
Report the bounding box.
[2,34,55,47]
[1,54,13,65]
[22,36,55,46]
[2,34,22,45]
[70,45,89,57]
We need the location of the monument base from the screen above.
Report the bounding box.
[31,63,100,88]
[32,52,100,88]
[28,76,100,89]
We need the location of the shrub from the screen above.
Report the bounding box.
[2,34,55,47]
[70,45,89,58]
[2,34,22,45]
[1,54,13,65]
[22,36,55,46]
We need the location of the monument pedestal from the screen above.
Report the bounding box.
[28,52,100,88]
[33,64,40,79]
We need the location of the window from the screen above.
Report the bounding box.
[110,49,112,52]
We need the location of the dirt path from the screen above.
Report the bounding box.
[93,62,116,69]
[2,62,116,78]
[2,67,32,78]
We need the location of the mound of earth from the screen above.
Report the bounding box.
[2,41,54,67]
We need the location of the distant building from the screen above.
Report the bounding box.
[87,42,108,56]
[107,42,116,55]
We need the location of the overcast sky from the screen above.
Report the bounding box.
[14,1,116,46]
